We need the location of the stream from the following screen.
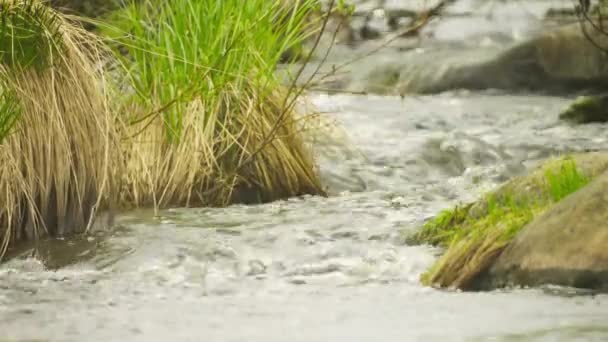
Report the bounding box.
[1,91,608,341]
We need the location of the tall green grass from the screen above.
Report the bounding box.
[104,0,319,141]
[99,0,325,207]
[545,158,589,201]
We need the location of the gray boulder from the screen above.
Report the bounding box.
[395,23,608,94]
[478,171,608,291]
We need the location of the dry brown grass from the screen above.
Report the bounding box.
[0,0,329,260]
[0,0,119,259]
[120,84,324,209]
[421,224,518,289]
[111,0,327,209]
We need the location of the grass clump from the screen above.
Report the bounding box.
[101,0,325,208]
[408,204,471,247]
[0,0,119,257]
[413,157,592,290]
[0,0,333,260]
[418,193,540,289]
[545,158,589,201]
[0,0,63,70]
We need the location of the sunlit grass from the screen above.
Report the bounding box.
[98,0,326,208]
[412,157,594,290]
[103,0,319,139]
[545,158,589,201]
[0,0,333,259]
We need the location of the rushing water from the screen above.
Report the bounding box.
[2,91,608,341]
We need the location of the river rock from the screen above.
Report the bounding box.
[559,95,608,123]
[397,23,608,94]
[477,171,608,291]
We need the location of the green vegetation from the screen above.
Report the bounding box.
[0,0,330,259]
[334,0,356,16]
[105,0,324,207]
[0,0,63,69]
[47,0,123,17]
[411,157,592,290]
[106,0,315,140]
[0,0,119,257]
[545,158,590,201]
[559,95,608,124]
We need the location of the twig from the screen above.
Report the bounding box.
[309,0,455,87]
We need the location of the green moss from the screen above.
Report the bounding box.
[559,95,608,124]
[413,157,593,289]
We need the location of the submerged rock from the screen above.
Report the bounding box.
[559,95,608,123]
[479,171,608,291]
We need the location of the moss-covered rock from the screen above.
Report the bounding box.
[410,152,608,290]
[479,171,608,291]
[559,95,608,123]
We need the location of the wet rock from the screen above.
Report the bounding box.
[415,152,608,290]
[330,231,359,239]
[210,245,238,259]
[468,152,608,219]
[545,3,607,20]
[284,262,342,276]
[383,0,443,13]
[478,171,608,291]
[419,132,510,177]
[559,95,608,123]
[364,8,391,37]
[246,260,267,276]
[397,23,608,94]
[544,7,578,19]
[284,0,595,95]
[323,12,358,45]
[363,63,403,93]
